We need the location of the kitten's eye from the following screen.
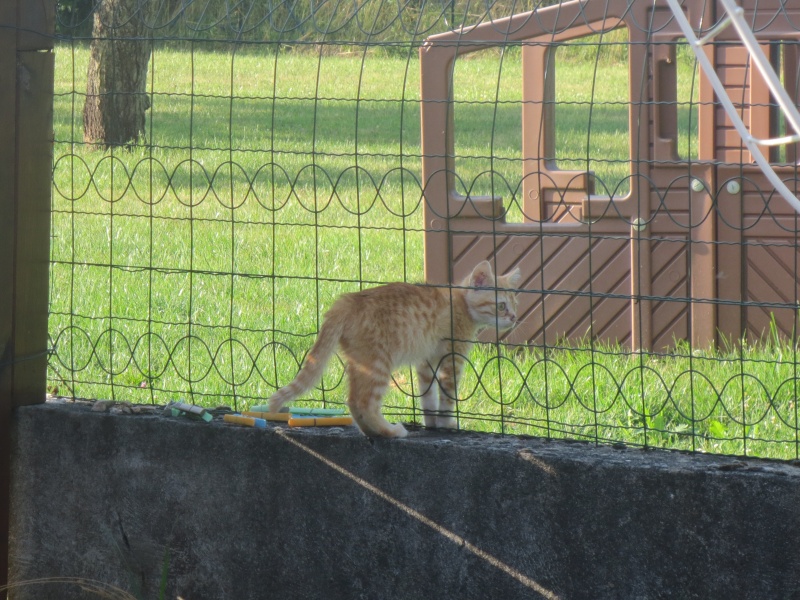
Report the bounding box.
[497,301,506,311]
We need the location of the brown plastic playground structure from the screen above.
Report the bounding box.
[420,0,800,350]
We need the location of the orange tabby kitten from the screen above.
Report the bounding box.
[268,261,521,438]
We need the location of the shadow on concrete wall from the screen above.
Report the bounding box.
[9,402,800,599]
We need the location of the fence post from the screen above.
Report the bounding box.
[0,0,55,591]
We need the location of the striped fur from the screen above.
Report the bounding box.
[268,261,521,438]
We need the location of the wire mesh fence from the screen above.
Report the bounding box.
[48,0,800,459]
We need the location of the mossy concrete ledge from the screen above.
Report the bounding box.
[8,402,800,599]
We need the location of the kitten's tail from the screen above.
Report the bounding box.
[268,314,344,412]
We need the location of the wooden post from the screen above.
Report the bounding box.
[0,0,55,591]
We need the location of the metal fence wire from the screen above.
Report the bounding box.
[49,0,800,459]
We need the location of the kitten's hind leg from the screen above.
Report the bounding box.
[347,365,408,438]
[435,355,463,430]
[436,397,458,430]
[416,363,439,428]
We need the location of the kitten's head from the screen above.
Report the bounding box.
[462,260,521,331]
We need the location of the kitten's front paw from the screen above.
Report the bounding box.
[389,423,409,438]
[422,412,438,429]
[435,416,458,430]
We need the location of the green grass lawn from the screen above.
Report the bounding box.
[49,40,800,460]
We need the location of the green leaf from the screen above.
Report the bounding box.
[708,420,727,438]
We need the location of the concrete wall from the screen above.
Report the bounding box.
[8,402,800,599]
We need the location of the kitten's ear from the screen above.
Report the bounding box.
[502,267,521,289]
[469,260,495,288]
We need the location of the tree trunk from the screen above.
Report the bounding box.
[83,0,152,148]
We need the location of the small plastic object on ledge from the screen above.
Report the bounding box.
[169,402,213,423]
[242,411,291,422]
[283,406,347,416]
[288,416,354,428]
[248,405,346,416]
[223,414,267,428]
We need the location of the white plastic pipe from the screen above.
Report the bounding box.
[665,0,800,214]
